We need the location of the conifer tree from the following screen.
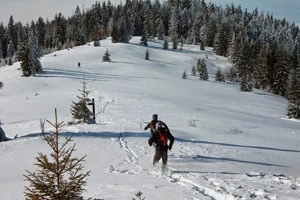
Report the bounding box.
[140,31,148,46]
[236,41,253,92]
[272,49,289,96]
[7,15,18,51]
[198,58,209,80]
[71,79,92,123]
[102,49,111,62]
[182,70,187,79]
[28,29,43,74]
[156,18,165,40]
[213,22,230,56]
[70,6,86,46]
[191,65,196,76]
[35,17,46,48]
[240,73,253,92]
[287,45,300,119]
[52,13,67,50]
[7,40,15,65]
[18,38,31,77]
[145,48,149,60]
[0,81,3,89]
[169,7,179,50]
[215,67,225,82]
[256,44,269,89]
[24,108,90,200]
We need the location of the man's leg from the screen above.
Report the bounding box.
[153,149,162,166]
[161,147,168,169]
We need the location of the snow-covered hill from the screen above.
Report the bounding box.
[1,37,300,200]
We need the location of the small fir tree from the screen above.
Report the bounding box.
[140,32,148,46]
[191,66,196,76]
[145,49,149,60]
[0,81,3,89]
[71,79,92,123]
[102,49,111,62]
[198,59,209,80]
[132,191,146,200]
[182,71,187,79]
[215,67,225,82]
[24,109,90,200]
[240,74,253,92]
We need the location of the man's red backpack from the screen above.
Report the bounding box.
[159,130,168,146]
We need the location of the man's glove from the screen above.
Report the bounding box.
[168,145,172,151]
[148,139,152,146]
[144,127,147,130]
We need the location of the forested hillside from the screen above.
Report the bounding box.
[0,0,300,118]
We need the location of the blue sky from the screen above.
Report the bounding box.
[0,0,299,25]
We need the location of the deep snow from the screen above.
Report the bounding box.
[1,37,300,200]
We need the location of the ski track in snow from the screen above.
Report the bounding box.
[105,130,300,200]
[110,132,239,200]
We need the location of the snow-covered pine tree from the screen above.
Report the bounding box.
[198,58,209,80]
[52,13,67,50]
[213,22,230,57]
[18,37,31,77]
[182,70,187,79]
[67,6,86,46]
[7,40,15,65]
[287,45,300,119]
[156,18,165,40]
[272,49,289,96]
[236,40,253,92]
[140,31,148,46]
[145,48,149,60]
[28,28,43,75]
[169,7,179,50]
[203,16,216,47]
[7,16,18,52]
[215,67,225,82]
[70,79,92,123]
[256,44,269,90]
[143,7,152,41]
[35,17,46,49]
[103,49,111,62]
[191,65,196,76]
[24,108,90,200]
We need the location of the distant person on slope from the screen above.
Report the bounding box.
[144,114,170,136]
[148,122,174,168]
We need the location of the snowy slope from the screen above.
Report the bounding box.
[1,37,300,200]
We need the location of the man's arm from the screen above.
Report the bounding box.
[144,123,150,130]
[167,132,175,150]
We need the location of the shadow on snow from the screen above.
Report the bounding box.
[175,137,300,153]
[16,131,289,168]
